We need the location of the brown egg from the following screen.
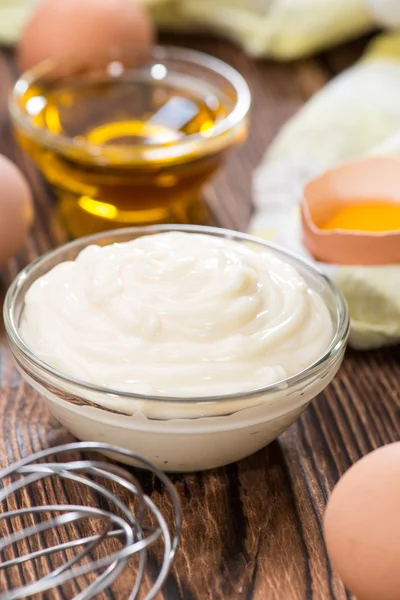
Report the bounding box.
[301,156,400,265]
[0,155,33,266]
[324,443,400,600]
[18,0,154,73]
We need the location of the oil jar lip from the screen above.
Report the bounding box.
[4,224,349,407]
[9,45,251,166]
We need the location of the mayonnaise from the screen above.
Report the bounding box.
[21,232,333,397]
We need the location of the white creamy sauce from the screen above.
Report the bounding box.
[21,232,333,397]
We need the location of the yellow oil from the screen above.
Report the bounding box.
[16,77,240,237]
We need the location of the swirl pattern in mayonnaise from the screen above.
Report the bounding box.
[21,232,333,397]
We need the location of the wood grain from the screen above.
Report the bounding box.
[0,34,399,600]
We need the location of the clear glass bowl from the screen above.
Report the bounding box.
[4,225,349,471]
[10,46,251,238]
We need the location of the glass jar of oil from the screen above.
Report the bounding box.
[11,47,251,238]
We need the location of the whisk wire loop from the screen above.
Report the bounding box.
[0,442,181,600]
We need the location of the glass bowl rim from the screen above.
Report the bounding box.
[9,45,251,163]
[4,224,349,405]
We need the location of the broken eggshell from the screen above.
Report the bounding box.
[301,156,400,265]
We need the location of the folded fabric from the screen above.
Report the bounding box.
[158,0,376,60]
[365,0,400,29]
[0,0,38,44]
[0,0,377,59]
[251,33,400,349]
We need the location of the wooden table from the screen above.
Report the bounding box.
[0,34,399,600]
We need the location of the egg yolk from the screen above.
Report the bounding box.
[321,201,400,232]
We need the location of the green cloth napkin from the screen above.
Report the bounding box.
[336,267,400,349]
[251,34,400,349]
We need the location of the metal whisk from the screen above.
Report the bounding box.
[0,442,181,600]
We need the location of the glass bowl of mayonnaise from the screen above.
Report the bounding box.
[4,225,349,472]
